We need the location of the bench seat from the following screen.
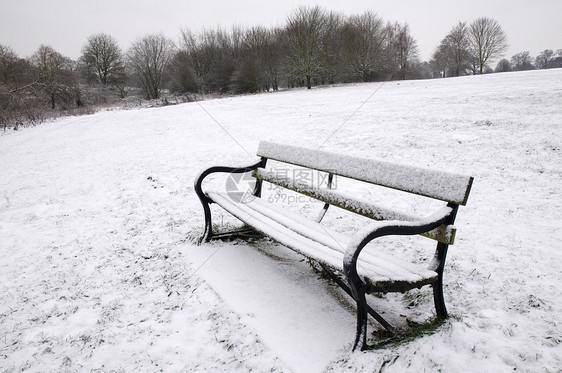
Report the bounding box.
[208,191,439,291]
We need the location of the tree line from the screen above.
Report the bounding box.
[430,18,562,77]
[1,6,560,130]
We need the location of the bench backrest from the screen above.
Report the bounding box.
[257,141,473,206]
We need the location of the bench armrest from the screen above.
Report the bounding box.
[194,159,266,203]
[343,205,455,289]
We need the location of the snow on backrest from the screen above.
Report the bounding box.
[256,141,473,205]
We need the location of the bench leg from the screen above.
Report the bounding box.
[433,276,448,318]
[319,263,395,340]
[345,252,396,351]
[345,263,371,351]
[354,289,369,351]
[352,287,398,351]
[199,199,213,243]
[432,242,449,318]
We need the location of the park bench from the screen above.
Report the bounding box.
[194,141,473,350]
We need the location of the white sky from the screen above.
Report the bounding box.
[1,0,561,62]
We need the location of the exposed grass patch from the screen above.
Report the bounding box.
[367,316,451,350]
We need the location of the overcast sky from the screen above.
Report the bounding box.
[1,0,561,63]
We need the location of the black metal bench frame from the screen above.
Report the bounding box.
[195,141,473,350]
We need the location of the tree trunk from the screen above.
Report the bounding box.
[306,74,311,89]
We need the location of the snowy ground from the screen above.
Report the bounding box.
[1,69,561,372]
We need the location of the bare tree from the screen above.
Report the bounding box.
[469,17,509,74]
[167,49,198,94]
[535,49,554,69]
[388,22,419,80]
[0,44,17,84]
[319,10,344,84]
[211,27,241,93]
[430,41,451,77]
[2,44,80,128]
[0,44,21,129]
[179,27,239,94]
[511,51,534,71]
[431,22,471,77]
[80,33,126,86]
[244,26,284,91]
[261,28,284,91]
[446,22,471,76]
[29,45,77,109]
[244,26,270,91]
[180,28,216,93]
[552,49,562,68]
[495,58,511,73]
[285,5,328,89]
[342,11,386,82]
[128,34,174,99]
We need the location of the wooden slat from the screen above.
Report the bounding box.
[257,141,473,205]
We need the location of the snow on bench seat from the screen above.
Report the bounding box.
[207,191,439,289]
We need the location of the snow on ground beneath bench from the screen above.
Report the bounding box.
[1,69,561,372]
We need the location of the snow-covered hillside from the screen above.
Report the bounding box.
[1,69,561,372]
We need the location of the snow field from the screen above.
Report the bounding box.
[1,68,561,372]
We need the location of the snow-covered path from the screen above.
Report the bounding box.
[1,69,561,372]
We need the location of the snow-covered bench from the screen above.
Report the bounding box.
[194,141,474,350]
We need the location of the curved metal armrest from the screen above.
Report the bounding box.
[343,205,455,276]
[194,158,266,203]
